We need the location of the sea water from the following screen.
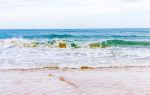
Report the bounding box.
[0,29,150,69]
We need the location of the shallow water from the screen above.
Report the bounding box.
[0,47,150,69]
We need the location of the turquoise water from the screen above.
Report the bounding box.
[0,29,150,69]
[1,29,150,48]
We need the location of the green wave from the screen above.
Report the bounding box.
[100,40,150,48]
[1,39,150,48]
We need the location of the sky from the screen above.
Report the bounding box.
[0,0,150,28]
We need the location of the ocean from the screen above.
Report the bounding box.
[0,29,150,69]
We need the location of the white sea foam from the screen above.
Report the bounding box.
[0,44,150,69]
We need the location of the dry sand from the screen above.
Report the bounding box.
[1,67,150,95]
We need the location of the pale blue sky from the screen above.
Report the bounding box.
[0,0,150,28]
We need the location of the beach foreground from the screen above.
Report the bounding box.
[1,67,150,95]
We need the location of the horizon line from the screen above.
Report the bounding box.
[0,28,150,30]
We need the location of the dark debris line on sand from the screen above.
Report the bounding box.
[48,73,83,95]
[48,73,78,88]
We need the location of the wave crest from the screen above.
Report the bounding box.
[1,39,150,48]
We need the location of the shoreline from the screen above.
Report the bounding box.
[1,65,150,71]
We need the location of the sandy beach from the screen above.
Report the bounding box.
[1,67,150,95]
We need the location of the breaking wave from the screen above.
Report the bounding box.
[1,39,150,48]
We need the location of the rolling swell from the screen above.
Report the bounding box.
[21,35,150,40]
[100,40,150,47]
[1,33,150,40]
[22,34,74,39]
[1,39,150,48]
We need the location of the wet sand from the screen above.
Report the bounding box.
[1,67,150,95]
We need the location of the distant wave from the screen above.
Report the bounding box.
[22,34,75,39]
[20,35,150,39]
[1,34,150,39]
